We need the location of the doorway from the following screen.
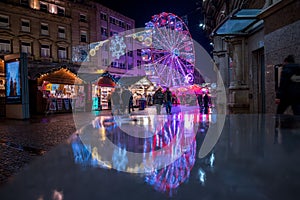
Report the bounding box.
[252,48,265,113]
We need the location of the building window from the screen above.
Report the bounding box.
[137,49,142,56]
[127,51,133,57]
[48,4,57,14]
[21,42,31,54]
[40,2,48,12]
[41,23,49,35]
[119,63,125,69]
[80,14,87,22]
[58,26,65,38]
[100,13,107,21]
[57,6,65,16]
[111,61,118,67]
[58,47,67,59]
[0,39,11,53]
[128,63,133,70]
[21,19,30,32]
[126,24,131,30]
[80,31,87,43]
[110,17,118,25]
[102,58,108,66]
[103,43,108,51]
[0,15,9,29]
[110,31,118,37]
[101,27,108,36]
[137,60,142,68]
[41,44,50,57]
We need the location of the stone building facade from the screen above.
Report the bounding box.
[0,0,144,115]
[202,0,300,113]
[0,0,143,77]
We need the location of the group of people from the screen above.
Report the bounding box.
[153,87,173,115]
[110,87,134,115]
[152,87,212,115]
[197,92,211,114]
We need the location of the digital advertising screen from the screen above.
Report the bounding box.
[5,61,21,104]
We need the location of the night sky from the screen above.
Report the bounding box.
[94,0,212,54]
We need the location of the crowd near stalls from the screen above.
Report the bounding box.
[113,76,154,111]
[34,68,213,115]
[36,68,84,113]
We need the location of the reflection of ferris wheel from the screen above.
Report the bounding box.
[144,12,195,87]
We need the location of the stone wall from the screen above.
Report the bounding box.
[264,20,300,113]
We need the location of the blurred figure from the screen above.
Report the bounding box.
[276,55,300,115]
[203,92,211,114]
[129,94,135,113]
[121,86,132,114]
[147,93,152,106]
[111,88,121,115]
[153,87,164,114]
[107,92,112,110]
[197,93,203,112]
[164,87,172,115]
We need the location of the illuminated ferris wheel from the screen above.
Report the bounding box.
[144,12,195,87]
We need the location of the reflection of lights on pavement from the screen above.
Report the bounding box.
[99,128,106,141]
[112,147,128,171]
[71,137,91,165]
[198,168,206,185]
[209,153,215,167]
[202,114,207,121]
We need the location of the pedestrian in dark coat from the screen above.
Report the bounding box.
[164,87,172,114]
[276,55,300,115]
[153,88,164,115]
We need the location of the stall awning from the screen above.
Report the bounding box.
[98,76,116,87]
[213,9,263,36]
[117,76,153,87]
[37,68,83,85]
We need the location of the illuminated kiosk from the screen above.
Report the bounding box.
[36,68,84,114]
[4,53,29,119]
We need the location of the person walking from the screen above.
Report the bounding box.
[111,88,121,115]
[276,55,300,115]
[153,88,164,115]
[121,86,132,114]
[203,92,210,114]
[164,87,173,115]
[197,93,203,113]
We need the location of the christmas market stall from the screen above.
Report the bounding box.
[36,67,84,113]
[93,72,117,110]
[117,76,154,108]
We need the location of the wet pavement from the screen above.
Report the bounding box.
[0,113,77,185]
[0,107,300,200]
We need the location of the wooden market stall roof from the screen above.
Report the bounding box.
[37,68,83,85]
[117,76,153,87]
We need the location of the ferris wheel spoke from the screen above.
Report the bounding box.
[175,58,187,76]
[154,53,171,65]
[176,40,192,52]
[155,28,172,50]
[152,53,169,64]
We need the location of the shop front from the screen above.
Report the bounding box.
[36,68,84,113]
[91,73,117,110]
